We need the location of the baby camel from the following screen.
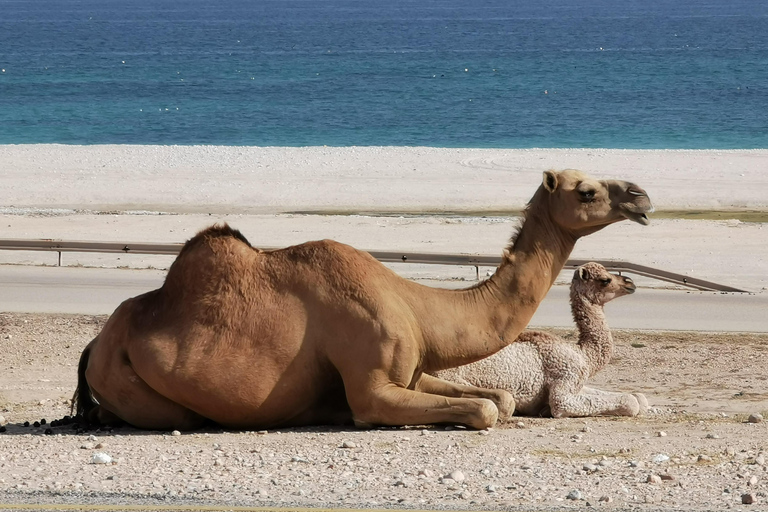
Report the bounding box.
[434,262,648,418]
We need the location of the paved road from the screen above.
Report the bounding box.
[1,265,767,332]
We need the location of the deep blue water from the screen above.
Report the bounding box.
[0,0,767,148]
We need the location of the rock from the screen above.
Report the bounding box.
[418,469,433,478]
[697,454,712,463]
[566,489,582,500]
[656,431,667,437]
[486,484,496,492]
[660,474,676,481]
[171,430,181,436]
[755,454,765,466]
[583,464,598,473]
[747,413,764,424]
[742,493,755,504]
[652,454,669,464]
[599,496,613,503]
[458,490,471,500]
[705,433,720,439]
[647,474,662,484]
[748,475,758,486]
[91,452,112,464]
[0,415,6,426]
[447,470,465,483]
[515,421,525,429]
[341,440,356,449]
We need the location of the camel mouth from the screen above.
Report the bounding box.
[622,211,651,226]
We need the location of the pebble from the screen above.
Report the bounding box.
[0,415,6,426]
[755,455,765,466]
[341,440,356,449]
[583,464,598,473]
[486,484,496,493]
[598,496,613,503]
[447,470,465,483]
[705,433,720,439]
[458,490,471,500]
[652,454,669,463]
[748,475,758,486]
[647,474,662,484]
[515,421,525,429]
[656,431,667,437]
[742,493,755,505]
[697,454,712,463]
[171,430,181,436]
[566,489,582,500]
[91,452,112,464]
[748,413,763,424]
[660,474,676,481]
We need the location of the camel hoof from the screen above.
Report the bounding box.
[353,418,375,429]
[493,389,516,422]
[473,398,499,429]
[632,393,649,416]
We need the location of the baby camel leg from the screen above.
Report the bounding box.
[582,386,648,415]
[415,373,515,421]
[549,382,642,418]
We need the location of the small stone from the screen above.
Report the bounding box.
[583,464,598,473]
[747,413,764,424]
[515,421,525,429]
[90,452,112,464]
[486,484,496,492]
[706,433,720,439]
[748,475,759,486]
[697,454,712,463]
[755,455,765,466]
[80,443,94,450]
[566,489,582,500]
[660,474,676,481]
[656,431,667,437]
[598,496,613,503]
[447,470,465,482]
[725,447,736,457]
[647,474,662,484]
[0,415,6,426]
[652,454,669,463]
[458,490,471,500]
[418,469,433,478]
[742,493,755,505]
[341,440,356,449]
[171,430,181,436]
[94,442,106,449]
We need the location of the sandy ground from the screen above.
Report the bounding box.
[1,146,767,510]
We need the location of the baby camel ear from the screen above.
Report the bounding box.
[542,170,558,193]
[577,267,588,280]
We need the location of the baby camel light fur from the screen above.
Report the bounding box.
[434,262,648,418]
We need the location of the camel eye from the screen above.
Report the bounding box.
[579,189,596,202]
[600,278,612,286]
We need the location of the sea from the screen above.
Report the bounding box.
[0,0,766,148]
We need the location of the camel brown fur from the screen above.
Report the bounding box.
[73,170,653,431]
[434,262,648,418]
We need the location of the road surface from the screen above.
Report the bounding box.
[1,264,766,332]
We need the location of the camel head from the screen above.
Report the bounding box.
[572,262,636,306]
[540,169,653,238]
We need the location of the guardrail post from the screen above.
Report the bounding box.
[57,251,62,267]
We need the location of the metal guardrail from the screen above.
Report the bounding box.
[0,238,748,293]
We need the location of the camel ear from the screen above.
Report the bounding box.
[577,267,588,280]
[542,170,558,193]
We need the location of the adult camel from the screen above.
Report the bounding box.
[74,170,652,431]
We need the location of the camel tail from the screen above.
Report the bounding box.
[71,345,98,422]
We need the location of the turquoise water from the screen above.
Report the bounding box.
[0,0,766,148]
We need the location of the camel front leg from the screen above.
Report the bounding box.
[582,386,648,415]
[415,373,515,421]
[344,379,499,430]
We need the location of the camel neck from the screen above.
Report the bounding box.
[570,293,612,377]
[419,190,578,371]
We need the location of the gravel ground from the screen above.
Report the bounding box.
[1,313,767,512]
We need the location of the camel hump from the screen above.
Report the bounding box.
[176,223,255,258]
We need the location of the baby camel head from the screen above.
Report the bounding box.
[572,262,636,306]
[539,169,653,238]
